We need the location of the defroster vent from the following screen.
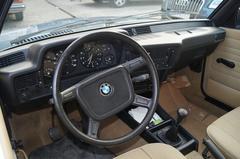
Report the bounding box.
[125,26,151,36]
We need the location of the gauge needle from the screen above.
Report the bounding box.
[88,54,93,65]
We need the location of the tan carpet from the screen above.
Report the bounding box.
[175,68,226,117]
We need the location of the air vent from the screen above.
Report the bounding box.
[11,29,74,46]
[135,26,151,34]
[125,26,151,36]
[15,73,38,89]
[0,52,25,68]
[125,28,134,36]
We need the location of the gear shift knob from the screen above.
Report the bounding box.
[176,108,188,125]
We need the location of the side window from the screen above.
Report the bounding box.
[208,0,223,9]
[197,0,224,19]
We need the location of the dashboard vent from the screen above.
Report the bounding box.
[15,73,38,89]
[125,26,151,36]
[11,29,74,46]
[0,52,25,68]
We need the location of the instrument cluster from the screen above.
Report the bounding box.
[43,41,118,78]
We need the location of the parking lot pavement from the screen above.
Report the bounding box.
[3,0,72,32]
[48,0,162,17]
[3,0,162,33]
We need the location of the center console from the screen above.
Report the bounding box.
[119,105,198,155]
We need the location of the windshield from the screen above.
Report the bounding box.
[0,0,223,51]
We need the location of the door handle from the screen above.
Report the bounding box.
[216,58,235,69]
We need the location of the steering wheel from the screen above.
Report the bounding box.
[52,31,159,146]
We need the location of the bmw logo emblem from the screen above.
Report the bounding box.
[100,83,113,96]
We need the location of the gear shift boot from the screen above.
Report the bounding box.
[157,125,182,147]
[165,125,180,142]
[158,108,188,147]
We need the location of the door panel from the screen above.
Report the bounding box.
[203,28,240,108]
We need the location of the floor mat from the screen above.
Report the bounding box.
[29,136,114,159]
[159,82,218,153]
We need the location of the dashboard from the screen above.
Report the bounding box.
[0,20,226,112]
[13,39,141,109]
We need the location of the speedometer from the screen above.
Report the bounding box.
[79,43,103,68]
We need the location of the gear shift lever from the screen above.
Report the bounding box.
[165,108,188,142]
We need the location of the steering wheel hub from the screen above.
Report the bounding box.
[76,66,134,120]
[100,83,113,96]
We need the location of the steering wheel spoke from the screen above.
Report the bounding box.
[60,86,77,103]
[87,118,100,138]
[133,94,152,109]
[122,57,146,73]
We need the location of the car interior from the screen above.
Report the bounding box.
[0,0,240,159]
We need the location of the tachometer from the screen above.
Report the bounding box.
[79,43,103,68]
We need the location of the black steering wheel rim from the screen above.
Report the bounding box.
[52,31,159,146]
